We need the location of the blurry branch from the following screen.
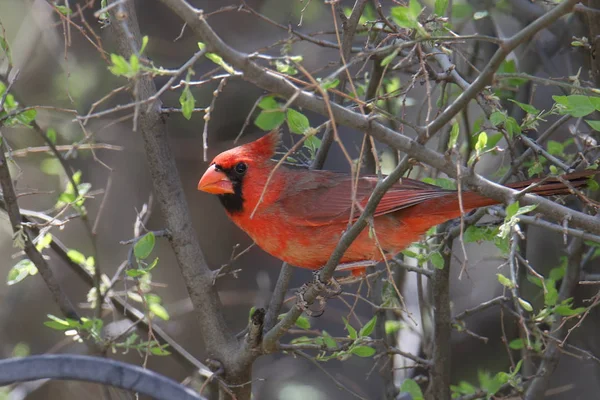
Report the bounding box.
[0,88,79,323]
[453,296,511,321]
[524,237,585,400]
[428,223,452,400]
[0,355,206,400]
[7,143,123,157]
[0,194,216,379]
[106,0,241,392]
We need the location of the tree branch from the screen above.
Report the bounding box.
[106,0,239,386]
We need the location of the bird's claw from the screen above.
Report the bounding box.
[311,270,342,298]
[295,283,326,317]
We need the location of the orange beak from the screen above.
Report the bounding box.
[198,165,234,195]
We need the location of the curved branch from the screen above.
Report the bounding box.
[0,355,206,400]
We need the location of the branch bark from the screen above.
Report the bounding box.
[106,1,245,395]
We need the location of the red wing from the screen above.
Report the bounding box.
[275,171,454,226]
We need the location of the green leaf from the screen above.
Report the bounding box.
[134,232,155,259]
[149,345,171,356]
[67,249,86,265]
[585,120,600,131]
[108,53,131,77]
[286,109,310,135]
[55,5,72,15]
[555,305,586,316]
[380,48,399,67]
[474,131,488,153]
[46,128,57,145]
[544,284,559,306]
[149,303,170,320]
[15,109,37,126]
[7,259,37,285]
[547,140,564,156]
[490,111,506,127]
[390,0,422,29]
[36,233,53,252]
[126,269,147,278]
[435,0,449,16]
[179,86,195,120]
[509,99,539,115]
[497,273,514,289]
[206,52,235,74]
[255,110,285,131]
[518,297,533,312]
[385,320,403,334]
[295,315,311,330]
[509,338,524,350]
[506,202,520,219]
[44,314,72,330]
[359,316,377,337]
[553,95,600,117]
[342,317,358,339]
[0,36,12,65]
[258,95,279,110]
[275,60,298,75]
[448,121,459,150]
[319,78,340,90]
[430,251,445,269]
[322,331,337,349]
[198,42,206,51]
[351,345,376,357]
[140,36,149,54]
[400,378,424,400]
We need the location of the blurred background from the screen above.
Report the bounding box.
[0,0,599,399]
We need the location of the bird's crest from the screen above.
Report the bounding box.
[243,130,281,160]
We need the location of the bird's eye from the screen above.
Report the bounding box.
[235,162,247,175]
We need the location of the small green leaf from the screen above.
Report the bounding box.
[430,251,445,269]
[489,111,506,127]
[448,121,459,150]
[255,110,285,130]
[359,316,377,337]
[134,232,155,260]
[149,302,170,320]
[553,95,599,117]
[258,95,279,110]
[7,259,37,285]
[322,331,337,349]
[497,273,514,289]
[381,48,399,67]
[319,78,340,90]
[435,0,449,16]
[126,269,147,278]
[295,315,311,330]
[179,86,195,120]
[140,36,149,54]
[475,131,488,153]
[67,249,86,265]
[198,42,206,51]
[390,0,422,29]
[400,378,424,400]
[206,52,235,74]
[46,128,57,145]
[506,202,520,219]
[547,140,564,156]
[585,120,600,131]
[351,345,376,357]
[342,317,358,339]
[385,320,403,334]
[149,345,171,356]
[518,297,533,312]
[508,99,539,115]
[55,5,72,15]
[286,109,310,135]
[509,338,524,350]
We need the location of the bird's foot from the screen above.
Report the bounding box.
[295,282,326,317]
[312,269,342,298]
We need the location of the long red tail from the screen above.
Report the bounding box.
[401,170,596,222]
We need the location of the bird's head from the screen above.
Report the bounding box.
[197,130,280,198]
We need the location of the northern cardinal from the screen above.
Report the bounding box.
[198,131,593,275]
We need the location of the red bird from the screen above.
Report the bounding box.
[198,131,592,275]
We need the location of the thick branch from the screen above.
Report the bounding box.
[106,0,236,368]
[0,355,206,400]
